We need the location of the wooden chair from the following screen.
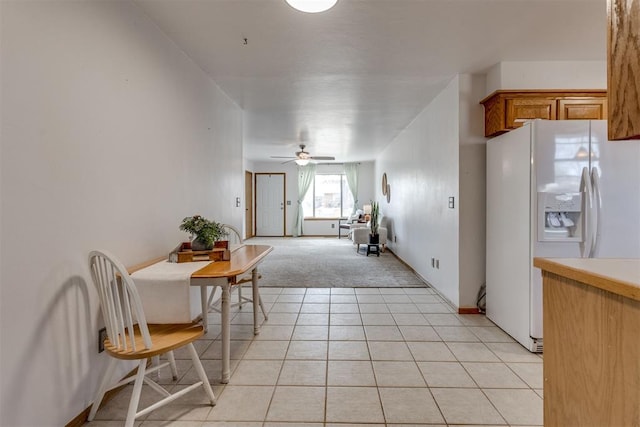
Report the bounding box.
[87,250,216,427]
[205,224,268,319]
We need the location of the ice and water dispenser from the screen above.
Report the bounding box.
[537,192,583,241]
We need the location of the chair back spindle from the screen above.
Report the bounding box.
[221,224,243,245]
[89,250,152,352]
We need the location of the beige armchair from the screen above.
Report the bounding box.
[351,216,388,252]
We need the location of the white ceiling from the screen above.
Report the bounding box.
[135,0,606,163]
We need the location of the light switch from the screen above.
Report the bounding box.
[448,197,455,209]
[235,197,241,207]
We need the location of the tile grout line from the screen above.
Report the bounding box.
[260,287,302,425]
[361,291,388,426]
[103,287,543,426]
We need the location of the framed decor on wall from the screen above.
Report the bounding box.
[382,173,388,195]
[382,172,390,203]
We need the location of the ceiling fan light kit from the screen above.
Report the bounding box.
[270,144,335,164]
[285,0,337,13]
[295,151,311,165]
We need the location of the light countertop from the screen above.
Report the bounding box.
[533,258,640,302]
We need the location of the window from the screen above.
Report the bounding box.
[302,174,354,218]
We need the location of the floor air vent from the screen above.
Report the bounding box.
[531,340,543,353]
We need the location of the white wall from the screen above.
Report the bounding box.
[485,61,607,96]
[458,74,487,308]
[0,1,243,425]
[248,161,374,237]
[459,145,486,308]
[355,161,376,210]
[459,74,487,146]
[376,77,460,306]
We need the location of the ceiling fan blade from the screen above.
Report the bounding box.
[270,156,296,159]
[310,156,335,160]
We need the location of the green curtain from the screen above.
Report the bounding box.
[344,162,359,215]
[294,163,316,237]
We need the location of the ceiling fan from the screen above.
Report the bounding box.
[270,144,335,165]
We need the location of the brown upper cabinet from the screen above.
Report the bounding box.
[607,0,640,140]
[480,90,608,137]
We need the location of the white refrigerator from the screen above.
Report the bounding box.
[486,119,640,352]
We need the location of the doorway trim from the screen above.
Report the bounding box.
[244,170,254,239]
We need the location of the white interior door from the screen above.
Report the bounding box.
[256,173,285,236]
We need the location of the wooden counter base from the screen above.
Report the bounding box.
[535,259,640,426]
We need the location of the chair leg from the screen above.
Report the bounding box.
[206,286,220,311]
[125,360,147,427]
[238,286,243,309]
[88,357,118,421]
[151,355,161,381]
[187,343,216,405]
[167,351,178,380]
[258,294,269,320]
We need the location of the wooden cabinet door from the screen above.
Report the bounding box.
[506,98,556,129]
[607,0,640,140]
[481,91,608,137]
[558,98,608,120]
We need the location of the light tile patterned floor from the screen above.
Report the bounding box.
[86,287,543,426]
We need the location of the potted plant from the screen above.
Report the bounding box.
[369,201,380,244]
[179,215,227,251]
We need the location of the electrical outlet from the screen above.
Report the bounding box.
[431,258,435,267]
[331,223,335,228]
[98,327,107,353]
[436,259,440,269]
[448,197,455,209]
[394,235,397,243]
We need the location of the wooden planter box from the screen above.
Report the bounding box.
[177,248,229,263]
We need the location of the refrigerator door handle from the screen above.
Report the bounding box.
[590,167,602,258]
[580,166,594,258]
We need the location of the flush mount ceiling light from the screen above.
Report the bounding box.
[285,0,338,13]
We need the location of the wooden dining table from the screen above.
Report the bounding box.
[129,244,273,383]
[191,244,272,382]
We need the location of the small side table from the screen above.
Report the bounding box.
[338,219,351,239]
[366,244,380,257]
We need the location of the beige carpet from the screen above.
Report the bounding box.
[245,237,427,288]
